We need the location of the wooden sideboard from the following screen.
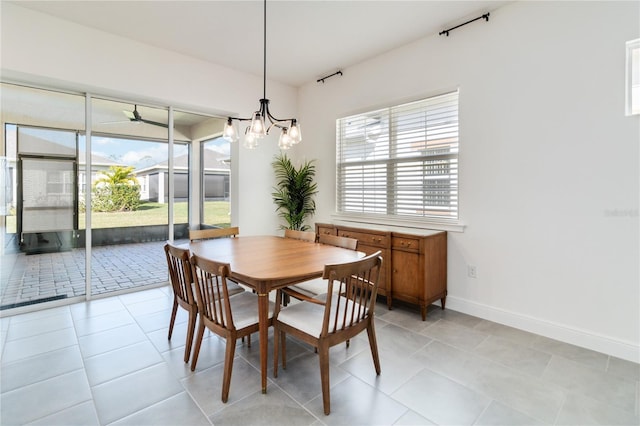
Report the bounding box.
[316,223,447,320]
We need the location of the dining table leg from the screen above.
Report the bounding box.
[257,282,269,393]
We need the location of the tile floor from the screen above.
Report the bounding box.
[1,241,170,309]
[0,286,638,426]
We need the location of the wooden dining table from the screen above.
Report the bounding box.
[188,235,364,393]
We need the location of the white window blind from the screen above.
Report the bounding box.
[336,91,459,221]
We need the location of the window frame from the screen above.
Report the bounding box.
[334,91,464,232]
[626,38,639,116]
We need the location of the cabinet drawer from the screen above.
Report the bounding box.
[338,230,388,248]
[316,225,336,236]
[392,236,421,253]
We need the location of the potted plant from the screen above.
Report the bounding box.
[271,153,318,231]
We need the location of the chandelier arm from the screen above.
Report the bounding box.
[229,104,264,123]
[260,98,296,127]
[263,104,296,124]
[265,112,296,125]
[266,122,290,133]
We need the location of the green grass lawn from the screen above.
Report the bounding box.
[4,201,230,232]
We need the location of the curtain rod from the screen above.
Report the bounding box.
[317,71,343,84]
[439,13,490,37]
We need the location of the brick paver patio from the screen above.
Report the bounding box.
[0,240,186,311]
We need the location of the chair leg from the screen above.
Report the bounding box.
[190,320,206,371]
[221,336,237,403]
[240,334,252,347]
[168,298,178,340]
[318,342,331,415]
[366,321,381,375]
[273,327,280,377]
[184,310,197,363]
[281,330,287,370]
[282,292,290,306]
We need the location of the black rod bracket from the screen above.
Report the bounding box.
[317,70,343,84]
[439,13,490,37]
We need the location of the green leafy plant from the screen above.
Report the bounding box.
[272,153,318,231]
[94,165,139,186]
[92,166,141,212]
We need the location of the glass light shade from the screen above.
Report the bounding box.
[249,112,266,138]
[289,122,302,144]
[243,131,259,149]
[222,119,239,143]
[278,128,293,150]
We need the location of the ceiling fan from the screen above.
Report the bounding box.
[122,105,168,128]
[100,105,168,128]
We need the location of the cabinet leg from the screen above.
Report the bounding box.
[386,295,392,310]
[421,305,427,321]
[441,296,446,310]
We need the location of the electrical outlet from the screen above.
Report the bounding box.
[467,265,477,278]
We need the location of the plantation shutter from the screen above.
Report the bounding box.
[336,91,459,220]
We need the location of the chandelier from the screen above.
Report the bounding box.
[222,0,302,150]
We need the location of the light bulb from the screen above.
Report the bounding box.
[244,131,259,149]
[249,112,266,138]
[289,121,302,144]
[222,118,239,143]
[278,128,293,150]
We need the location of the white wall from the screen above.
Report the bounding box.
[296,1,640,362]
[1,2,296,236]
[2,1,639,361]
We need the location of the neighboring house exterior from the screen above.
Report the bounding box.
[136,149,229,203]
[4,130,122,219]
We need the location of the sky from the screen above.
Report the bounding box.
[91,136,229,168]
[8,125,230,169]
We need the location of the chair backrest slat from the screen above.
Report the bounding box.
[284,229,317,242]
[190,254,236,331]
[190,226,239,242]
[164,243,194,305]
[318,233,357,250]
[321,251,382,336]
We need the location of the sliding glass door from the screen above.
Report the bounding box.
[0,82,228,313]
[1,85,86,310]
[89,97,170,295]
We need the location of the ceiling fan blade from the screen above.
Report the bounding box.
[123,109,137,120]
[120,105,167,127]
[99,120,135,125]
[140,118,168,128]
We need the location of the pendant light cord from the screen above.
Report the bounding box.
[222,0,301,148]
[263,0,267,100]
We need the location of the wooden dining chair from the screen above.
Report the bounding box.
[189,253,274,403]
[283,234,358,300]
[273,251,383,415]
[164,242,198,363]
[318,233,357,250]
[283,229,317,242]
[189,226,239,242]
[281,229,318,305]
[189,226,245,297]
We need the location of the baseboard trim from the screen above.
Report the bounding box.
[442,296,640,363]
